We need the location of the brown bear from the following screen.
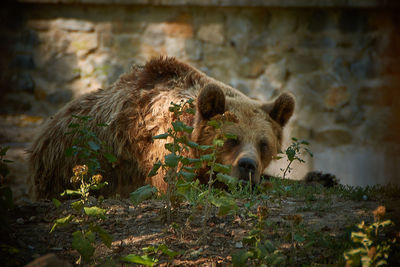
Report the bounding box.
[29,57,295,199]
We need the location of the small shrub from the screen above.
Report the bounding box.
[344,206,397,266]
[51,115,115,264]
[277,137,313,180]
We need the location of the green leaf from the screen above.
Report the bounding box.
[104,152,117,163]
[208,120,221,129]
[224,133,237,140]
[182,166,198,172]
[232,251,253,267]
[96,123,109,127]
[148,161,162,177]
[65,147,75,157]
[198,145,214,151]
[178,171,197,181]
[186,141,199,148]
[165,143,181,153]
[180,157,202,166]
[90,224,112,248]
[212,196,238,216]
[90,181,108,191]
[293,234,305,243]
[87,141,100,151]
[71,200,84,212]
[216,173,238,189]
[172,121,193,133]
[213,163,231,174]
[72,230,95,262]
[130,184,157,205]
[185,108,196,114]
[157,244,180,259]
[200,153,214,162]
[152,133,169,140]
[84,206,106,219]
[60,189,81,196]
[213,139,224,147]
[286,147,296,161]
[164,154,180,167]
[172,121,185,132]
[0,146,10,156]
[50,215,74,233]
[52,198,61,208]
[351,232,367,243]
[121,254,158,266]
[68,123,80,129]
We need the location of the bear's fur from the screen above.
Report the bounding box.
[29,57,295,199]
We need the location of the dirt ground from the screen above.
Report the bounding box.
[1,114,399,266]
[2,192,394,266]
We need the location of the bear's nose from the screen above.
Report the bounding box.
[238,158,257,180]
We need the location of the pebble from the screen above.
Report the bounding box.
[235,242,243,248]
[16,218,24,224]
[189,248,203,259]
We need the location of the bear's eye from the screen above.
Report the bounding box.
[225,137,240,147]
[259,140,269,152]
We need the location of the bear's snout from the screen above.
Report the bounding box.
[238,157,257,181]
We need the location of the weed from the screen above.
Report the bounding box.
[50,115,116,264]
[344,206,397,266]
[121,244,181,266]
[276,137,313,180]
[232,203,286,266]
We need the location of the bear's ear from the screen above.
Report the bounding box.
[197,84,226,120]
[262,93,295,127]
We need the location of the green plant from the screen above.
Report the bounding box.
[50,115,116,264]
[344,206,397,267]
[65,115,116,176]
[277,138,313,179]
[131,100,239,224]
[121,244,181,266]
[232,204,286,266]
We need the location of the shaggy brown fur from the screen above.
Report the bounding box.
[29,57,295,199]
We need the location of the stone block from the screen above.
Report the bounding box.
[287,72,337,96]
[264,59,288,87]
[198,23,224,45]
[269,10,299,37]
[112,21,146,34]
[324,86,350,110]
[185,39,202,61]
[307,9,331,32]
[339,10,368,33]
[27,19,51,31]
[53,18,95,32]
[238,56,264,78]
[12,54,35,69]
[286,54,321,74]
[67,32,98,58]
[350,55,375,79]
[142,23,166,46]
[16,72,35,93]
[164,21,193,38]
[165,37,186,58]
[315,126,353,146]
[229,77,252,95]
[300,36,336,49]
[45,54,80,82]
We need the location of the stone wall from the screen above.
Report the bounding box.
[2,1,400,189]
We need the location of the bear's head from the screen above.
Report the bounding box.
[192,84,295,184]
